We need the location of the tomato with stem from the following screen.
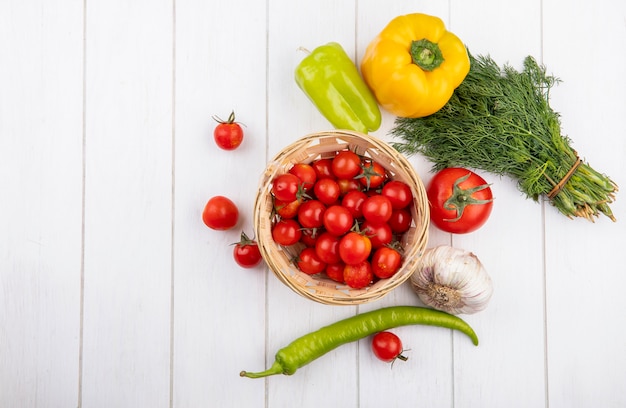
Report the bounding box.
[371,331,408,363]
[427,168,493,234]
[232,231,263,268]
[272,173,303,203]
[213,111,244,150]
[356,160,387,190]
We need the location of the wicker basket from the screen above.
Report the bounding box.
[253,130,429,305]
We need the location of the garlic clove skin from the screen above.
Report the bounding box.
[410,245,493,315]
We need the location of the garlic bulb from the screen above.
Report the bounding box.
[410,245,493,315]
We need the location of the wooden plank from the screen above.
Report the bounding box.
[171,0,267,406]
[449,1,548,407]
[264,1,361,406]
[0,1,83,406]
[543,0,626,406]
[355,3,459,407]
[80,1,173,406]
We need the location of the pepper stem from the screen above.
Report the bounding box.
[443,173,493,222]
[410,39,445,71]
[240,361,284,378]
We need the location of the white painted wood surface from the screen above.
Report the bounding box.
[1,0,625,407]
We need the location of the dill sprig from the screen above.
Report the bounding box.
[391,52,618,222]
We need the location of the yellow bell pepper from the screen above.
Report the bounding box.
[361,13,470,118]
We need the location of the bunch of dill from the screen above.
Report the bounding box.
[391,52,618,221]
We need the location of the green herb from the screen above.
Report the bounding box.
[391,52,618,222]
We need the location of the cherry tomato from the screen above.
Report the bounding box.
[337,178,361,195]
[297,199,326,229]
[343,261,373,289]
[371,331,407,363]
[361,221,393,249]
[212,111,244,150]
[314,178,341,205]
[299,228,322,247]
[332,150,361,179]
[272,173,302,202]
[314,232,342,264]
[288,163,317,191]
[339,232,371,265]
[382,180,413,209]
[362,195,393,225]
[427,168,494,234]
[323,205,353,236]
[325,262,346,283]
[232,231,263,268]
[274,198,301,219]
[341,190,368,219]
[371,247,402,279]
[388,208,412,234]
[312,158,335,180]
[202,196,239,230]
[357,160,387,190]
[271,219,302,246]
[297,247,326,275]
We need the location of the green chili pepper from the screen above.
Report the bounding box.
[240,306,478,378]
[294,42,382,134]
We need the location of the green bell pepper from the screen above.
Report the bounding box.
[295,42,382,134]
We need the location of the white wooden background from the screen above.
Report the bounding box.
[1,0,625,407]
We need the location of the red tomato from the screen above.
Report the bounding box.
[299,228,322,247]
[297,200,326,229]
[382,180,413,209]
[339,232,371,265]
[341,190,368,219]
[388,208,412,234]
[332,150,362,179]
[371,247,402,278]
[213,111,244,150]
[325,262,346,283]
[314,232,342,264]
[314,178,341,205]
[337,178,361,195]
[371,331,407,363]
[312,158,335,180]
[232,231,263,268]
[357,160,387,190]
[361,221,393,249]
[343,261,373,289]
[297,247,326,275]
[272,173,301,202]
[323,205,354,236]
[362,195,393,225]
[202,196,239,230]
[427,168,494,234]
[271,219,302,246]
[274,198,301,219]
[288,163,317,191]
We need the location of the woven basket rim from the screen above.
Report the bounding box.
[253,130,430,305]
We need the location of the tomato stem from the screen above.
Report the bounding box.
[443,172,493,222]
